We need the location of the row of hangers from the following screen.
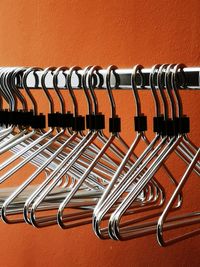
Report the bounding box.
[0,64,199,247]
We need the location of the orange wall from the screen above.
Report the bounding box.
[0,0,199,266]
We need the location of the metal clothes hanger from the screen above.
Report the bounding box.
[155,64,200,246]
[106,64,193,240]
[0,66,94,223]
[22,65,109,226]
[0,64,197,242]
[22,65,126,230]
[92,64,176,239]
[92,64,159,217]
[0,65,89,222]
[24,65,133,228]
[2,67,86,223]
[93,64,180,240]
[56,65,136,229]
[0,65,104,218]
[37,66,114,186]
[103,64,177,239]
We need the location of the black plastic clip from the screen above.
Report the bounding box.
[134,115,147,132]
[72,115,85,131]
[31,113,46,129]
[109,116,121,133]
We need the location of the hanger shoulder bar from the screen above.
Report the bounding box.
[16,67,200,90]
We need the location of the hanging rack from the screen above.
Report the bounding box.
[14,67,200,90]
[0,64,199,247]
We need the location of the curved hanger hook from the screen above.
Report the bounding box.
[0,68,12,109]
[171,63,186,118]
[0,68,10,108]
[82,66,93,115]
[22,67,43,115]
[66,66,81,117]
[149,64,161,117]
[2,68,16,111]
[10,67,28,111]
[53,66,68,114]
[45,66,65,114]
[165,64,177,120]
[4,68,17,111]
[131,64,144,116]
[105,65,117,118]
[41,67,56,114]
[87,65,102,115]
[157,64,169,120]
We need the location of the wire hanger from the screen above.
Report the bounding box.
[155,64,200,246]
[104,64,178,240]
[0,66,83,223]
[0,66,73,212]
[0,64,198,247]
[93,64,176,240]
[56,65,134,229]
[1,65,106,223]
[22,66,112,227]
[106,63,197,240]
[25,65,133,228]
[92,64,176,239]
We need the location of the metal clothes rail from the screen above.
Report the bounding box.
[15,67,200,90]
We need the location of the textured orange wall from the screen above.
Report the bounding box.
[0,0,199,266]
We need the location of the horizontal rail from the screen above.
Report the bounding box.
[13,67,200,90]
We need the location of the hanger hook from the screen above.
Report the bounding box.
[4,68,18,111]
[105,65,117,118]
[165,64,177,120]
[0,68,11,109]
[66,66,81,117]
[82,66,93,115]
[171,63,186,118]
[53,66,68,114]
[157,64,169,120]
[0,68,10,109]
[87,65,102,115]
[149,64,161,117]
[22,67,43,115]
[41,67,56,114]
[10,67,28,111]
[131,64,144,116]
[2,68,16,111]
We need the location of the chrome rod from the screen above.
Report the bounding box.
[15,67,200,90]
